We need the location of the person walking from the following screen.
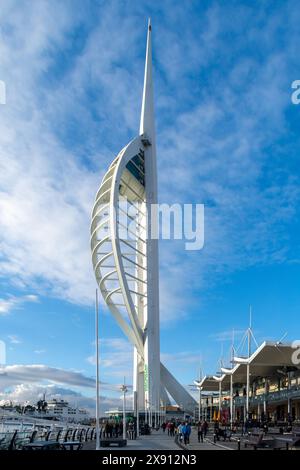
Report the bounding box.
[197,421,203,443]
[203,420,208,438]
[182,423,188,445]
[128,421,134,440]
[177,422,183,443]
[182,422,191,445]
[186,422,191,444]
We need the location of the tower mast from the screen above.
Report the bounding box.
[138,17,160,418]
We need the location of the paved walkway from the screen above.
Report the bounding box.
[83,430,180,450]
[177,428,230,451]
[83,429,227,451]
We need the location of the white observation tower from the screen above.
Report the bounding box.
[91,20,196,417]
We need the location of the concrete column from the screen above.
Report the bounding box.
[287,372,291,420]
[230,374,233,428]
[263,378,268,417]
[246,363,250,419]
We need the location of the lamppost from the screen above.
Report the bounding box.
[120,379,128,441]
[21,401,29,432]
[95,289,100,451]
[145,398,148,425]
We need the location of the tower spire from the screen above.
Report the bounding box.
[139,18,155,143]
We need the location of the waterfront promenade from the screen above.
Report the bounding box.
[83,428,220,451]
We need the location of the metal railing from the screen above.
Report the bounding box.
[0,426,96,450]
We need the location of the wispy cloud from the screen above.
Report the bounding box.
[161,350,203,366]
[0,0,299,393]
[0,1,299,325]
[210,330,245,343]
[0,294,38,315]
[7,335,22,344]
[0,364,95,389]
[87,337,132,380]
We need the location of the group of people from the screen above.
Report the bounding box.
[161,421,176,436]
[177,422,192,445]
[99,419,137,440]
[100,417,212,445]
[161,420,209,445]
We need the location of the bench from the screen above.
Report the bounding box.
[22,440,62,451]
[218,429,232,442]
[243,432,264,450]
[100,438,127,447]
[271,436,300,450]
[61,441,83,451]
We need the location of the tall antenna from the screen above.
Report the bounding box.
[220,342,224,369]
[198,356,203,382]
[248,305,252,357]
[230,328,235,366]
[236,306,258,358]
[139,18,155,144]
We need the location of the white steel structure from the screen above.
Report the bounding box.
[91,21,196,416]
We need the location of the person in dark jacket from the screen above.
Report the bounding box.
[197,421,203,443]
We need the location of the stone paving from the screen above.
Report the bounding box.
[83,429,180,451]
[177,428,231,451]
[82,428,228,451]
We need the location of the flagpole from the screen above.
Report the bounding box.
[95,289,100,450]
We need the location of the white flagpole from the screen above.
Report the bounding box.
[95,289,100,450]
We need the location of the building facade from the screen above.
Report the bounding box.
[196,341,300,425]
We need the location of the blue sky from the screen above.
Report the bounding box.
[0,0,300,413]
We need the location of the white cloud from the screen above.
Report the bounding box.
[0,359,133,414]
[0,294,38,315]
[0,1,298,331]
[7,335,22,344]
[0,364,95,390]
[161,351,203,366]
[210,329,245,343]
[0,2,99,306]
[0,383,121,415]
[87,337,133,380]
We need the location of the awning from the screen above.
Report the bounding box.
[196,341,299,392]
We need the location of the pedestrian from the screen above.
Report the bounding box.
[197,421,203,443]
[128,421,134,440]
[203,420,208,437]
[186,422,191,444]
[177,422,183,443]
[182,423,188,445]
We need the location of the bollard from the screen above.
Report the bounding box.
[237,438,241,451]
[213,433,216,443]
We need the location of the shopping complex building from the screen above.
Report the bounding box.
[195,341,300,425]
